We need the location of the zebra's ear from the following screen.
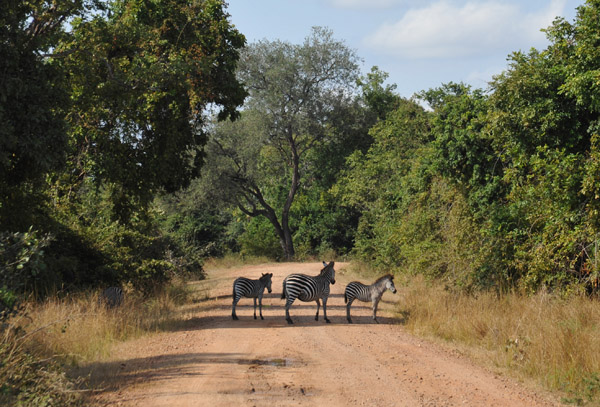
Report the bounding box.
[322,261,327,267]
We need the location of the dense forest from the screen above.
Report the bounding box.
[162,0,600,296]
[3,0,600,324]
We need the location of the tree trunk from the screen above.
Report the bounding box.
[279,127,300,261]
[281,223,295,260]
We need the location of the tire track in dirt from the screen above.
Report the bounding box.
[91,262,562,406]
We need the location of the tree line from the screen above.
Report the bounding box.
[173,1,600,295]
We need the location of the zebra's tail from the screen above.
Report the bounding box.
[344,291,348,304]
[281,279,287,300]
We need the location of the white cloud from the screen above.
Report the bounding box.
[363,0,567,59]
[327,0,406,9]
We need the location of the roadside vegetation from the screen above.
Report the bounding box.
[396,274,600,405]
[0,282,193,406]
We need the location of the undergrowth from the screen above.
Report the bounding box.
[0,281,194,406]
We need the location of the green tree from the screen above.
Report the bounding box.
[54,0,246,221]
[335,99,433,267]
[206,27,361,259]
[0,0,99,230]
[356,66,402,120]
[1,0,248,293]
[481,2,600,291]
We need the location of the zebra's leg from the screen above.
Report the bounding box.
[232,295,240,320]
[285,297,296,324]
[323,296,331,323]
[315,298,321,321]
[258,293,264,320]
[372,298,380,323]
[346,298,355,323]
[253,297,257,319]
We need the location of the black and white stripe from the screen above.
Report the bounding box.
[100,286,124,309]
[281,261,336,325]
[344,274,396,323]
[232,273,273,320]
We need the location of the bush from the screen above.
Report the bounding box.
[1,320,81,407]
[238,217,282,260]
[0,229,52,320]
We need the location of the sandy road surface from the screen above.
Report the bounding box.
[92,262,561,406]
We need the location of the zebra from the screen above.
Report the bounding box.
[232,273,273,320]
[100,286,124,309]
[344,274,396,324]
[281,261,336,325]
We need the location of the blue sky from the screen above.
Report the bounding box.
[226,0,584,97]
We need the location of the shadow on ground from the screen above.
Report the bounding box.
[77,351,295,396]
[172,312,400,331]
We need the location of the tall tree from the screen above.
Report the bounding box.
[54,0,247,221]
[0,0,98,230]
[206,27,361,259]
[1,0,249,293]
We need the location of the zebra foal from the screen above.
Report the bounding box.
[344,274,396,323]
[281,261,335,325]
[232,273,273,320]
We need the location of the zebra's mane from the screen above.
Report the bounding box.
[259,273,273,282]
[374,274,394,284]
[320,262,334,275]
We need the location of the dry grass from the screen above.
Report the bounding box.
[0,280,198,406]
[19,283,194,365]
[398,275,600,405]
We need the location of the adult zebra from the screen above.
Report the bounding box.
[100,286,124,309]
[281,261,335,325]
[232,273,273,320]
[344,274,396,324]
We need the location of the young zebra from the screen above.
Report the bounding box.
[281,261,335,325]
[232,273,273,320]
[344,274,396,324]
[100,286,124,309]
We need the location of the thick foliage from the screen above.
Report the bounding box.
[55,0,246,220]
[1,0,243,298]
[338,1,600,294]
[189,29,365,259]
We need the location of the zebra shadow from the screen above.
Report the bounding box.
[199,302,352,312]
[171,312,401,331]
[75,351,293,397]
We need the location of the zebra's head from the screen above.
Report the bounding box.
[386,275,397,294]
[321,261,336,285]
[261,273,273,293]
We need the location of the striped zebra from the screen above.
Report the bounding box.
[232,273,273,320]
[281,261,336,325]
[344,274,396,324]
[100,286,124,309]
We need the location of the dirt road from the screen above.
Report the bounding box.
[92,262,561,406]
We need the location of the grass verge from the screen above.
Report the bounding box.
[0,280,196,406]
[398,274,600,405]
